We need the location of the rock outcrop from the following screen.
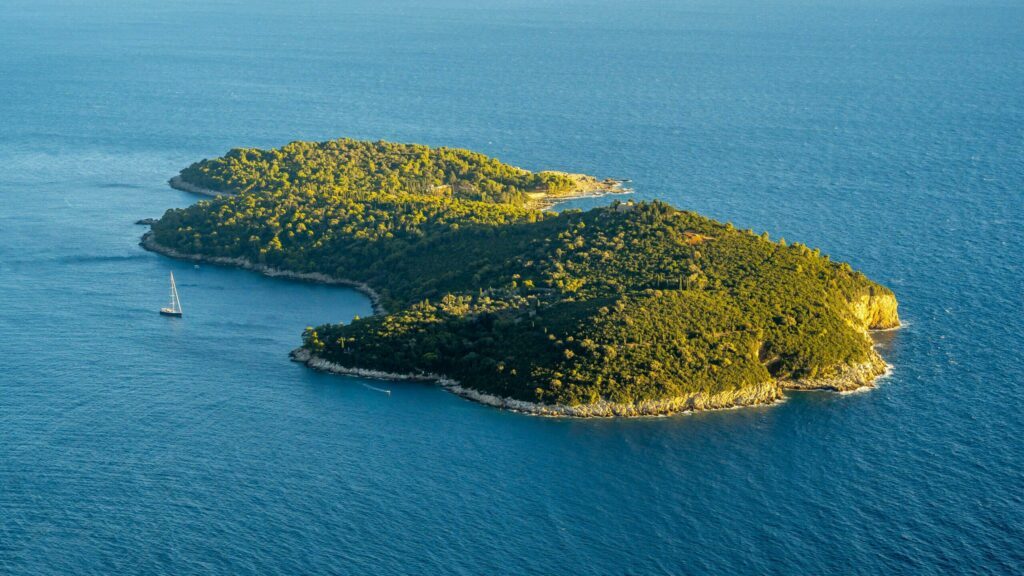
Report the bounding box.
[782,352,889,393]
[850,289,901,330]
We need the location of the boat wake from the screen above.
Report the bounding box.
[361,383,392,396]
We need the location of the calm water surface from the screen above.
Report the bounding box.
[1,1,1022,574]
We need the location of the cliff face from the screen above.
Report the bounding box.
[849,289,900,331]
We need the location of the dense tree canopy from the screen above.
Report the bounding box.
[152,139,897,407]
[178,139,579,205]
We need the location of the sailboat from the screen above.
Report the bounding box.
[160,272,183,317]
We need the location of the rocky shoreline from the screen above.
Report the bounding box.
[139,231,388,314]
[289,346,893,418]
[528,174,633,210]
[168,175,230,197]
[782,351,890,393]
[534,188,635,211]
[290,348,786,418]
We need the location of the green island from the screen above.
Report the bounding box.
[144,138,899,417]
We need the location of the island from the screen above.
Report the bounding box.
[143,138,899,417]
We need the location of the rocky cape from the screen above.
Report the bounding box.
[169,175,228,198]
[527,172,633,210]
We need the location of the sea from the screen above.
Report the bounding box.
[1,1,1022,574]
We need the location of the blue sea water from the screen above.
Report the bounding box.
[1,0,1022,573]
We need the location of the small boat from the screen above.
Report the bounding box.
[160,271,183,317]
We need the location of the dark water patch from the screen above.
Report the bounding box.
[58,254,151,265]
[95,182,146,190]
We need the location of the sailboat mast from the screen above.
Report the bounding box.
[169,272,182,313]
[160,271,184,317]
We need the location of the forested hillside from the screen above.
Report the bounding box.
[149,139,898,414]
[176,139,585,205]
